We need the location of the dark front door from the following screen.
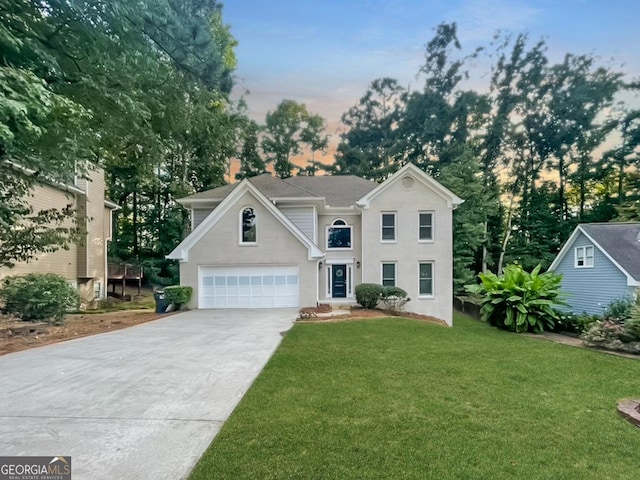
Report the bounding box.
[332,264,347,298]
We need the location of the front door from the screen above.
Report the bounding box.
[332,264,347,298]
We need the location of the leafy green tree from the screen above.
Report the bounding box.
[437,150,499,293]
[1,0,240,277]
[262,100,327,179]
[236,120,266,180]
[300,113,329,175]
[544,54,622,219]
[397,23,486,171]
[0,1,91,267]
[333,77,406,180]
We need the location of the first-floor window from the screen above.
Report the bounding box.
[382,262,396,287]
[419,262,433,296]
[575,245,594,267]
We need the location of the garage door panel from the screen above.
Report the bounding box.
[199,266,299,309]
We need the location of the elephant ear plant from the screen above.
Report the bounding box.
[466,264,565,333]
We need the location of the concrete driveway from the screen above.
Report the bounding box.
[0,309,297,480]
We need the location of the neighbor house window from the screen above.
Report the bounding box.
[419,262,434,296]
[419,212,434,241]
[381,213,396,242]
[327,219,352,249]
[575,245,594,268]
[381,262,396,287]
[241,207,256,243]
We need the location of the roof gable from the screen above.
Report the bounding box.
[167,179,324,262]
[356,163,464,209]
[549,223,640,285]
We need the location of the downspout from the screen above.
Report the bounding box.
[356,205,366,284]
[316,259,322,306]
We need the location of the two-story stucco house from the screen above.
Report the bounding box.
[0,166,118,303]
[548,223,640,315]
[168,163,463,325]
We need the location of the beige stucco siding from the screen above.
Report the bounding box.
[180,191,318,308]
[361,178,454,324]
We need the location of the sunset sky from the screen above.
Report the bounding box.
[222,0,640,175]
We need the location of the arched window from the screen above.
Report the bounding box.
[327,218,352,249]
[241,207,256,243]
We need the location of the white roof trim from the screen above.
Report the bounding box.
[167,180,324,262]
[548,225,640,287]
[104,199,119,210]
[356,163,464,209]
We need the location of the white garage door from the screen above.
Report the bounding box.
[199,266,299,308]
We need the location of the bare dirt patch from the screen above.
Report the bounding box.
[0,310,171,356]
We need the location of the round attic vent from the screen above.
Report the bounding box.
[401,176,415,190]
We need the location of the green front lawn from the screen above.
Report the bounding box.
[189,315,640,480]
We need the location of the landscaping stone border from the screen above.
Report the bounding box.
[617,399,640,428]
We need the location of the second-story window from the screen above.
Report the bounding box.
[575,245,594,268]
[381,212,396,242]
[241,207,256,243]
[327,219,352,249]
[419,212,434,241]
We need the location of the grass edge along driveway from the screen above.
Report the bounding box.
[189,315,640,480]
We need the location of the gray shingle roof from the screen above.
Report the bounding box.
[179,173,378,207]
[582,223,640,281]
[284,175,377,207]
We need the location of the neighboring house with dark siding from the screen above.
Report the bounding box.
[548,223,640,315]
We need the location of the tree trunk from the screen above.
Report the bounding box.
[133,187,139,258]
[497,196,515,274]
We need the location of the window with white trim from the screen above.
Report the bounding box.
[241,207,256,244]
[381,262,396,287]
[575,245,594,268]
[419,262,434,296]
[381,212,396,242]
[327,219,352,249]
[419,212,434,241]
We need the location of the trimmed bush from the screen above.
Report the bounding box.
[355,283,384,309]
[381,286,410,312]
[466,264,565,333]
[0,273,80,324]
[165,285,193,309]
